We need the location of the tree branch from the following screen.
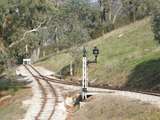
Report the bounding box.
[9,20,46,48]
[112,4,122,24]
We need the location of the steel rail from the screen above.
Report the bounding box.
[33,73,160,97]
[28,65,58,120]
[24,65,47,120]
[24,65,58,120]
[26,65,160,103]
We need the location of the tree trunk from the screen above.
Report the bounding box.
[43,51,46,57]
[70,62,73,76]
[31,47,41,62]
[37,47,40,60]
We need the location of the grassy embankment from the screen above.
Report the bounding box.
[0,67,31,120]
[36,18,160,91]
[72,95,160,120]
[0,89,32,120]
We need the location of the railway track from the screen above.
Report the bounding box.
[32,72,160,97]
[24,65,58,120]
[28,65,160,97]
[24,65,160,119]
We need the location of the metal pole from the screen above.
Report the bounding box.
[86,60,88,91]
[81,47,88,100]
[84,56,87,99]
[81,46,99,100]
[82,56,88,100]
[82,57,85,100]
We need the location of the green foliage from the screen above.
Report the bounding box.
[0,53,8,73]
[0,65,4,74]
[122,0,150,20]
[37,19,160,91]
[0,79,23,92]
[0,0,54,62]
[0,0,154,64]
[151,1,160,42]
[152,11,160,42]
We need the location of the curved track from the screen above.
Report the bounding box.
[24,65,58,120]
[31,71,160,97]
[24,64,160,119]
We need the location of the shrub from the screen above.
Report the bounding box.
[152,11,160,42]
[0,64,4,74]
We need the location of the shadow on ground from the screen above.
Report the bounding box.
[0,76,26,95]
[124,59,160,91]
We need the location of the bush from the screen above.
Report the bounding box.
[0,64,4,74]
[152,11,160,42]
[90,25,104,39]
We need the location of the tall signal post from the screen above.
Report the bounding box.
[81,46,99,100]
[82,47,88,100]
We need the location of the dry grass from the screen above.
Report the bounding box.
[0,88,32,120]
[72,95,160,120]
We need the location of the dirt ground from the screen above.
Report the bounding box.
[72,95,160,120]
[0,88,32,120]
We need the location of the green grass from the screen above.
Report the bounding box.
[36,18,160,91]
[0,0,8,6]
[36,52,73,73]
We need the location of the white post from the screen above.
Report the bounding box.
[70,61,73,76]
[25,44,28,54]
[82,56,88,100]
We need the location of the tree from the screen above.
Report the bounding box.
[151,1,160,42]
[63,0,101,38]
[99,0,123,29]
[122,0,151,22]
[0,0,153,65]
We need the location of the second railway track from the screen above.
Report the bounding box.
[23,64,160,120]
[32,71,160,97]
[24,65,58,120]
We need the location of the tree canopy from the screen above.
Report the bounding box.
[0,0,155,65]
[151,0,160,42]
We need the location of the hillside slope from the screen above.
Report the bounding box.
[72,95,160,120]
[36,18,160,91]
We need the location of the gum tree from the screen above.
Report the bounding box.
[151,1,160,42]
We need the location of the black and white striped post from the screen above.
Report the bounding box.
[81,46,99,100]
[82,47,88,100]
